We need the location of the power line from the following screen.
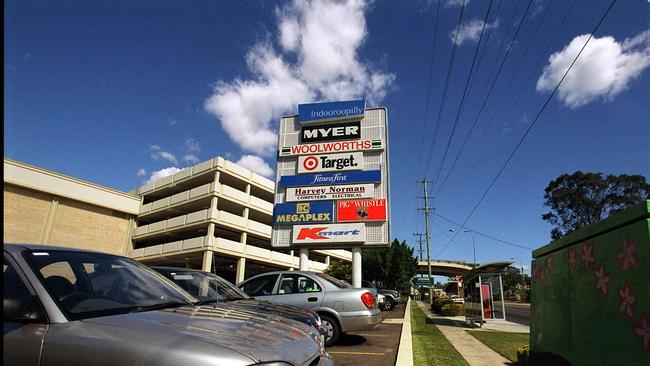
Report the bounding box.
[416,0,442,178]
[423,0,468,178]
[432,0,534,192]
[437,0,577,201]
[433,212,533,250]
[435,0,619,257]
[429,0,495,187]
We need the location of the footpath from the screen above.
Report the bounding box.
[414,300,528,366]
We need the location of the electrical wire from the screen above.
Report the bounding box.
[435,0,619,257]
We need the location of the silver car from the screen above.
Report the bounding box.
[238,271,381,346]
[3,244,332,366]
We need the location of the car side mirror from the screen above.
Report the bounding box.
[3,295,45,323]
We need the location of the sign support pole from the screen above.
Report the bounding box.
[299,248,309,271]
[352,246,362,288]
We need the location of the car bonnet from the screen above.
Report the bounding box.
[82,305,323,365]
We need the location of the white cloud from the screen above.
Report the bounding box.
[185,138,200,153]
[137,168,146,177]
[451,18,499,46]
[183,154,200,164]
[236,155,274,178]
[149,145,178,165]
[147,167,184,184]
[204,0,395,156]
[537,30,650,108]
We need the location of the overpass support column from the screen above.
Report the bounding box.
[352,246,362,288]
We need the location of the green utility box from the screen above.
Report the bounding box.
[531,200,649,365]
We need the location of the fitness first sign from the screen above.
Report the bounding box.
[273,100,390,249]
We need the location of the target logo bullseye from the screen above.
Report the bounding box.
[303,156,319,171]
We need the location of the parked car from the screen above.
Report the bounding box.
[450,294,465,304]
[378,289,401,311]
[151,266,326,338]
[4,244,332,366]
[377,293,386,309]
[238,271,381,346]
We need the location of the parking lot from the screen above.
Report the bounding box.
[328,302,406,366]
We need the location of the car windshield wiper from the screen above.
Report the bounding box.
[128,301,188,313]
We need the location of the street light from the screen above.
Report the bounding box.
[447,229,477,268]
[509,257,524,275]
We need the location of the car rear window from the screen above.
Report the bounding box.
[314,272,351,288]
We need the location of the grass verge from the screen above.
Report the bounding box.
[466,331,529,362]
[411,302,468,366]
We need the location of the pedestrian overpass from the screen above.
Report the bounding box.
[416,260,473,277]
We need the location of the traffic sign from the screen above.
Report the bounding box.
[411,276,434,286]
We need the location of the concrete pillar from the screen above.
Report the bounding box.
[352,246,362,288]
[236,257,246,284]
[206,223,216,248]
[299,248,309,271]
[202,250,213,272]
[325,255,331,267]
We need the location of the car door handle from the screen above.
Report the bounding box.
[308,297,318,302]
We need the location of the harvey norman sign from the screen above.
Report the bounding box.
[298,152,363,174]
[298,100,366,124]
[285,183,375,202]
[292,223,365,244]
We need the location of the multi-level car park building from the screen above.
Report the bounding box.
[3,157,352,283]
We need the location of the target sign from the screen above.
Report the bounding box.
[297,152,364,174]
[303,156,319,171]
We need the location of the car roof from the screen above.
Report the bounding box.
[151,266,204,273]
[3,243,107,256]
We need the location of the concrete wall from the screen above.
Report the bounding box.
[4,184,134,255]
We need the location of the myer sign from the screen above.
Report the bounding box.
[292,223,365,244]
[285,183,375,202]
[298,100,366,124]
[298,152,363,174]
[301,121,361,143]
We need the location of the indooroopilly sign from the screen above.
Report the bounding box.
[298,100,366,124]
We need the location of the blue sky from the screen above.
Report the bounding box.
[5,0,650,274]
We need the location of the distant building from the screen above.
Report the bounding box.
[3,157,351,283]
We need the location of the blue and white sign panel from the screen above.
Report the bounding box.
[274,201,334,225]
[298,100,366,124]
[274,105,390,249]
[279,170,381,188]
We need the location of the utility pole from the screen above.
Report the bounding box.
[417,179,434,306]
[413,233,426,261]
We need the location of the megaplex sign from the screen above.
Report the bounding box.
[274,201,334,225]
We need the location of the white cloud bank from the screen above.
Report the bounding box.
[149,145,178,165]
[204,0,395,160]
[537,30,650,108]
[236,155,274,178]
[451,18,499,46]
[147,167,184,184]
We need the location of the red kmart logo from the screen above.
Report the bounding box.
[296,227,362,240]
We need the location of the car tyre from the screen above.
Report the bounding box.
[320,314,340,347]
[384,297,395,311]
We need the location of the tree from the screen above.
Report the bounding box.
[542,172,650,239]
[323,239,418,290]
[324,260,351,282]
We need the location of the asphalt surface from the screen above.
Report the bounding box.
[328,302,406,366]
[504,302,531,326]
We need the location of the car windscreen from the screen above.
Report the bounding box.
[23,250,195,320]
[313,272,352,288]
[162,270,249,301]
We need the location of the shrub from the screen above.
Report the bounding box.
[441,304,464,316]
[516,345,530,366]
[431,297,451,313]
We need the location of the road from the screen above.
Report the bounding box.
[328,302,405,366]
[504,302,531,326]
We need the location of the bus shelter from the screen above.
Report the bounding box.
[464,261,513,327]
